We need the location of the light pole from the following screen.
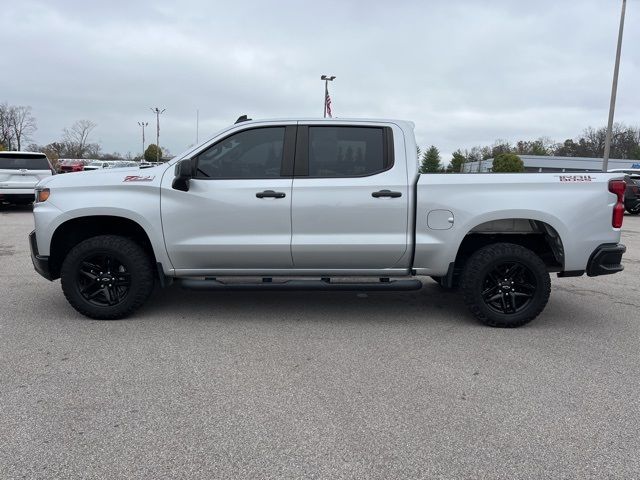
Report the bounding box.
[603,0,626,172]
[150,107,166,163]
[137,121,148,159]
[321,75,335,118]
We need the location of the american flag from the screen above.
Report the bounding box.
[325,90,332,118]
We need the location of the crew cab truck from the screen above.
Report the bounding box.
[29,118,626,327]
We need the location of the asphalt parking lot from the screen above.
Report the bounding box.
[1,207,639,479]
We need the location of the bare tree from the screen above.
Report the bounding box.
[63,120,97,158]
[10,105,37,150]
[0,102,15,150]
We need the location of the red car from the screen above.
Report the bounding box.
[58,159,86,173]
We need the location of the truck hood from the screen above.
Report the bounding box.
[38,164,169,189]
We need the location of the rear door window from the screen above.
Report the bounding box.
[306,126,390,177]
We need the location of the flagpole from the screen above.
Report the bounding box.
[324,79,328,118]
[320,75,336,118]
[603,0,626,172]
[150,107,166,163]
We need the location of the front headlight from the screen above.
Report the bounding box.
[35,188,50,203]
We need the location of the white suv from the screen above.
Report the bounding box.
[0,151,54,205]
[83,160,113,171]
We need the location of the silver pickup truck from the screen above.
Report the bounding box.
[30,118,626,327]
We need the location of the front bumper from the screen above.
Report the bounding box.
[29,230,53,281]
[586,243,626,277]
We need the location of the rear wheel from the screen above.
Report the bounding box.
[60,235,154,319]
[461,243,550,328]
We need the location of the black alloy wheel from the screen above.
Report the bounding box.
[76,254,132,307]
[461,243,551,328]
[60,235,154,320]
[480,261,537,315]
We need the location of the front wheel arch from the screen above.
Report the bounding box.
[49,215,157,280]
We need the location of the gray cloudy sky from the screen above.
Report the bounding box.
[1,0,638,160]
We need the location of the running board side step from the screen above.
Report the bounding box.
[179,279,423,291]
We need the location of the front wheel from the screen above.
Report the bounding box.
[461,243,550,328]
[60,235,154,320]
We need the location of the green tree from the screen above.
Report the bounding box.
[554,139,578,157]
[490,140,512,158]
[420,145,441,173]
[449,150,466,172]
[515,138,553,156]
[144,144,163,162]
[492,153,524,172]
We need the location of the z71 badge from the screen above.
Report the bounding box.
[123,175,155,182]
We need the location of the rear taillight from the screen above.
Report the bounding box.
[609,179,626,228]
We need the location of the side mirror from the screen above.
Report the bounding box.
[172,159,193,192]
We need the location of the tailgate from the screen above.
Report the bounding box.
[0,168,51,189]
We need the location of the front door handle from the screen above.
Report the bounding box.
[256,190,286,199]
[372,190,402,198]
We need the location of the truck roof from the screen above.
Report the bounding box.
[0,151,46,156]
[233,117,415,129]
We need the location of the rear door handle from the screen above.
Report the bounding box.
[372,190,402,198]
[256,190,286,199]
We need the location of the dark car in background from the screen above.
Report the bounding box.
[625,175,640,215]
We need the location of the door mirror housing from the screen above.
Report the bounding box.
[172,159,193,191]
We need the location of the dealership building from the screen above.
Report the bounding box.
[462,155,640,173]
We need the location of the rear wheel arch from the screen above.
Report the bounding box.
[49,215,158,280]
[443,218,564,288]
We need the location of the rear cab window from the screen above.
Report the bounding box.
[0,154,51,170]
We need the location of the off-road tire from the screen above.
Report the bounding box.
[60,235,154,320]
[461,242,550,328]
